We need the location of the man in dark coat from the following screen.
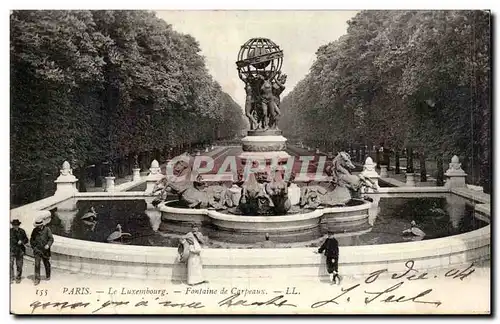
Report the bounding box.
[315,232,341,284]
[10,219,28,283]
[30,217,54,285]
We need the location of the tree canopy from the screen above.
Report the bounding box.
[11,10,245,184]
[279,10,490,189]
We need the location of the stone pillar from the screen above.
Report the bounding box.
[445,155,467,188]
[105,176,116,192]
[379,165,388,178]
[146,159,164,193]
[361,157,380,191]
[132,168,141,182]
[54,161,79,196]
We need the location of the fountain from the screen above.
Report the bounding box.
[153,38,379,243]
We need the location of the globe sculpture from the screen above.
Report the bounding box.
[236,38,287,131]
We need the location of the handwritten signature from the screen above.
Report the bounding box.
[311,281,441,308]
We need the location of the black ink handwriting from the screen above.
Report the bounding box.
[365,269,388,284]
[310,284,361,308]
[364,281,441,307]
[445,263,475,281]
[92,300,130,313]
[157,300,205,309]
[218,293,297,308]
[391,260,429,281]
[29,301,91,314]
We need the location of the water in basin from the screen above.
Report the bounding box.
[48,194,488,248]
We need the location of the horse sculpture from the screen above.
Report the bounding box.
[151,160,233,210]
[300,151,378,208]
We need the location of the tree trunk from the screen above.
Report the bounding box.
[395,151,400,174]
[407,147,414,173]
[436,155,444,186]
[376,148,381,170]
[94,162,103,187]
[419,151,427,182]
[78,167,87,192]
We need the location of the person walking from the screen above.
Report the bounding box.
[30,217,54,286]
[10,219,28,284]
[315,232,341,284]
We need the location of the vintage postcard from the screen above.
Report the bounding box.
[9,9,491,315]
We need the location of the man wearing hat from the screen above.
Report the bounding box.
[30,216,54,285]
[10,219,28,283]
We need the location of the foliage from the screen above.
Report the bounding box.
[11,10,245,186]
[279,10,491,187]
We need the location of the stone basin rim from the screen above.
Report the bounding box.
[46,225,490,264]
[158,199,372,222]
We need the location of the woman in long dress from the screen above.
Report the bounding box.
[179,232,205,285]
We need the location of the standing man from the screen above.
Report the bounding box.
[30,217,54,286]
[315,232,341,284]
[10,219,28,284]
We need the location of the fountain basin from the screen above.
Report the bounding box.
[9,188,490,281]
[159,199,372,242]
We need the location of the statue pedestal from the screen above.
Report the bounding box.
[445,155,467,189]
[132,168,141,182]
[361,157,380,191]
[445,170,467,189]
[241,134,287,152]
[239,130,290,168]
[238,151,291,167]
[405,173,416,186]
[54,161,79,196]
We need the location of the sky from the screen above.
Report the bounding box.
[156,10,359,108]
